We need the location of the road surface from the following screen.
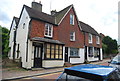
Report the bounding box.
[9,62,109,81]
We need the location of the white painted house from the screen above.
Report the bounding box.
[9,1,103,69]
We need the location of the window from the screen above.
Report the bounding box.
[96,36,100,44]
[94,48,99,58]
[70,32,75,41]
[70,14,74,25]
[70,48,79,56]
[44,23,53,37]
[45,43,63,59]
[88,33,92,43]
[88,47,93,57]
[23,23,25,29]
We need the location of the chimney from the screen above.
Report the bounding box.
[32,1,42,12]
[51,10,57,16]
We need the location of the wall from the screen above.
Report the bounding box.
[84,33,102,48]
[57,7,84,48]
[8,20,16,59]
[69,48,84,64]
[42,60,64,68]
[16,7,31,68]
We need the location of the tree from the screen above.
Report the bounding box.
[0,25,10,59]
[102,36,118,55]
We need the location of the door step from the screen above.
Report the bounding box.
[32,68,44,71]
[64,62,72,67]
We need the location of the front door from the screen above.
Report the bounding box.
[34,43,43,68]
[85,46,87,60]
[65,47,68,62]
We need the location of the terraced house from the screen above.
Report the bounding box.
[8,1,103,69]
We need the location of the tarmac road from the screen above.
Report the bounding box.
[9,62,109,81]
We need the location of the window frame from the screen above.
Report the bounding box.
[45,43,63,60]
[96,36,100,44]
[44,23,53,38]
[88,47,93,57]
[70,32,75,41]
[88,33,92,43]
[70,14,74,25]
[70,48,79,57]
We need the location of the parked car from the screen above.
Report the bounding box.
[56,64,120,81]
[108,54,120,70]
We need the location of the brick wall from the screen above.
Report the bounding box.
[57,7,84,48]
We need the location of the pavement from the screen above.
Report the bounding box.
[2,58,110,81]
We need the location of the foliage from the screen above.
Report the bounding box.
[102,36,118,54]
[0,25,10,59]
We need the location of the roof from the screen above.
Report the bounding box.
[9,17,19,32]
[14,17,19,25]
[24,5,55,25]
[64,64,115,80]
[31,37,65,45]
[24,4,72,25]
[53,5,72,24]
[79,21,99,36]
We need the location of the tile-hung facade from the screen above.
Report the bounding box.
[8,1,103,69]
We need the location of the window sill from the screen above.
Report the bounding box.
[44,58,63,60]
[88,55,93,57]
[69,56,80,58]
[44,35,53,38]
[70,40,75,42]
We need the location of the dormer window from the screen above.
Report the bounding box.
[70,14,74,25]
[89,33,92,43]
[44,23,53,37]
[70,32,75,41]
[96,36,100,44]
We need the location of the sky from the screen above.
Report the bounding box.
[0,0,119,44]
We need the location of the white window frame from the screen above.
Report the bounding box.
[96,36,100,44]
[70,48,79,56]
[44,23,53,37]
[88,33,92,43]
[70,14,74,25]
[70,32,75,41]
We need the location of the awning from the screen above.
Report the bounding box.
[31,37,65,45]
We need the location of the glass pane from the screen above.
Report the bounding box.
[59,50,62,54]
[56,50,59,54]
[51,44,54,49]
[56,45,58,49]
[51,49,54,54]
[51,54,54,58]
[59,45,62,50]
[46,53,50,58]
[55,55,59,59]
[47,44,50,48]
[47,49,50,53]
[59,55,62,59]
[38,48,41,58]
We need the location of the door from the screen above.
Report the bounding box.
[65,47,68,62]
[85,46,87,60]
[34,44,43,68]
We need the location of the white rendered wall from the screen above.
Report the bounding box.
[16,8,31,68]
[42,60,64,68]
[69,48,85,64]
[8,20,16,59]
[100,48,103,60]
